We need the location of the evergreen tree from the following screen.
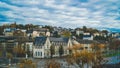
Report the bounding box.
[83,26,87,32]
[59,45,64,57]
[50,45,55,58]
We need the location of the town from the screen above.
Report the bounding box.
[0,22,120,68]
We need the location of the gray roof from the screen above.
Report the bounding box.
[77,39,96,44]
[4,28,16,32]
[76,39,107,44]
[83,35,92,37]
[49,37,69,46]
[34,36,47,46]
[0,36,17,42]
[33,28,47,32]
[49,37,69,43]
[34,37,69,46]
[26,29,33,33]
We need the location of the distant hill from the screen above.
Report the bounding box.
[106,28,120,32]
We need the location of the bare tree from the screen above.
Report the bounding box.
[45,59,60,68]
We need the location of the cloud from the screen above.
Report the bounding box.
[0,0,120,30]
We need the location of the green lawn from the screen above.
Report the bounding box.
[104,50,120,57]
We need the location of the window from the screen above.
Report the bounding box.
[38,52,39,56]
[85,47,88,49]
[36,52,37,56]
[64,50,67,54]
[41,52,42,56]
[35,51,43,56]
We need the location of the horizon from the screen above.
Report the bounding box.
[0,0,120,32]
[1,22,120,33]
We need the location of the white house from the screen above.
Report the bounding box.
[33,37,72,58]
[93,33,100,36]
[83,35,93,40]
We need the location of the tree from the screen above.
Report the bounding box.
[83,26,87,32]
[18,59,36,68]
[43,25,53,32]
[10,22,16,28]
[16,24,25,29]
[25,24,34,30]
[76,34,83,39]
[45,59,60,68]
[6,52,13,65]
[13,45,25,57]
[109,39,120,50]
[50,45,55,58]
[62,31,71,37]
[13,30,25,36]
[59,45,64,57]
[91,43,106,68]
[101,30,108,35]
[53,31,60,38]
[94,36,108,41]
[0,26,4,35]
[91,42,100,51]
[67,43,106,68]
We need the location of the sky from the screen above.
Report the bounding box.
[0,0,120,31]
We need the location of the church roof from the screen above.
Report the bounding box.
[34,37,69,46]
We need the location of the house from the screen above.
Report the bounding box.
[21,29,27,36]
[13,30,26,36]
[32,28,50,37]
[83,35,93,40]
[93,32,100,37]
[116,36,120,40]
[26,29,33,37]
[0,36,18,57]
[75,39,95,51]
[73,39,107,52]
[111,32,120,38]
[3,28,16,36]
[33,37,72,58]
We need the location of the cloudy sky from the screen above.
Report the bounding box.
[0,0,120,30]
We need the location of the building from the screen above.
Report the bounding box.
[0,36,18,57]
[111,32,120,38]
[13,30,26,36]
[76,40,96,51]
[32,28,50,37]
[73,39,107,52]
[33,37,72,58]
[93,32,100,37]
[83,35,93,40]
[76,30,84,36]
[3,28,16,36]
[26,29,33,37]
[116,36,120,40]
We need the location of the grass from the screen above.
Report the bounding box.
[104,50,120,57]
